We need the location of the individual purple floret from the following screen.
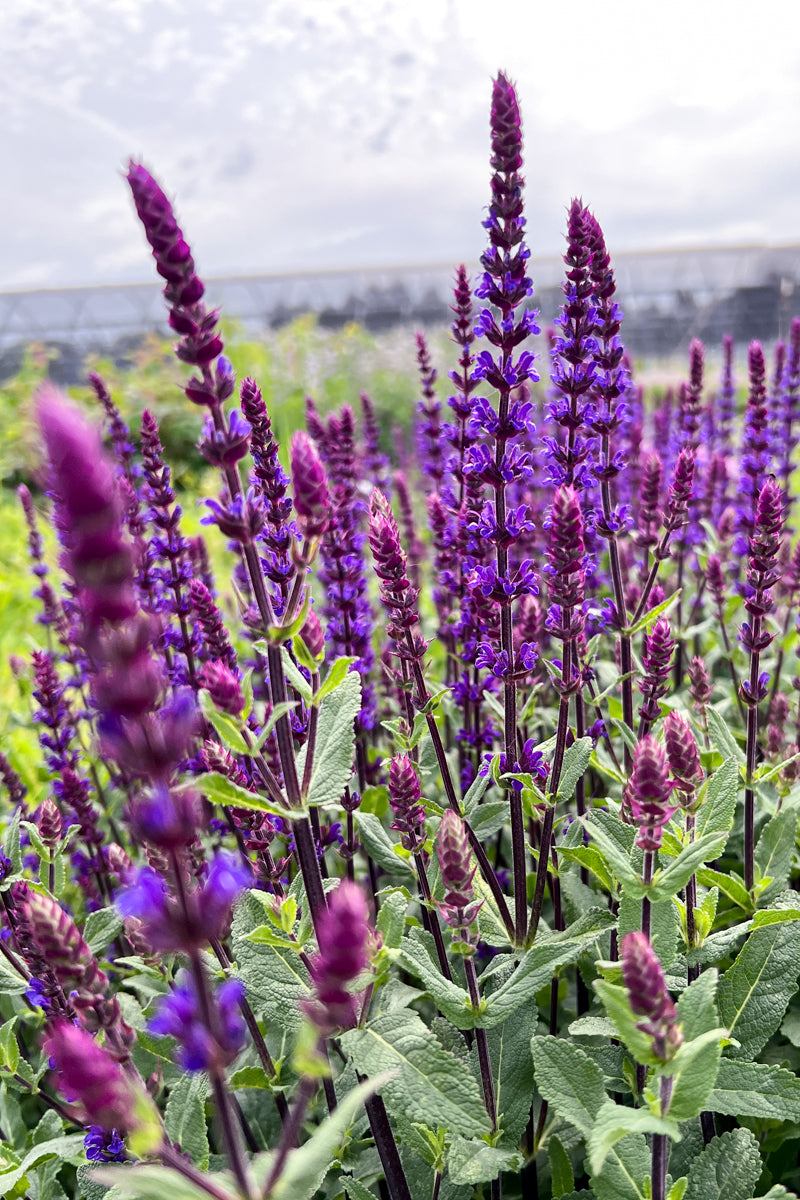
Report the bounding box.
[304,880,370,1032]
[620,931,683,1061]
[149,971,245,1071]
[622,735,678,851]
[84,1126,126,1163]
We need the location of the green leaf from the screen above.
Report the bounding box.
[581,813,642,893]
[276,646,314,703]
[259,1074,390,1198]
[677,967,719,1040]
[447,1138,522,1184]
[198,690,250,754]
[342,1181,378,1200]
[296,670,361,806]
[313,656,358,706]
[531,1035,607,1135]
[231,891,313,1033]
[340,1011,491,1138]
[491,1001,538,1147]
[395,929,475,1028]
[354,812,415,881]
[665,1028,727,1121]
[484,908,616,1028]
[694,757,740,841]
[706,1058,800,1120]
[194,771,294,818]
[694,867,751,912]
[587,1100,679,1175]
[92,1165,235,1200]
[84,907,124,956]
[548,1135,575,1198]
[684,1128,763,1200]
[555,737,593,804]
[462,770,493,815]
[468,801,511,840]
[649,832,729,900]
[705,709,745,765]
[594,980,659,1065]
[164,1073,210,1170]
[618,892,679,970]
[0,1134,85,1198]
[376,888,409,950]
[531,1037,648,1200]
[718,911,800,1059]
[0,954,29,995]
[626,590,680,636]
[3,808,22,875]
[0,1019,19,1074]
[754,809,798,904]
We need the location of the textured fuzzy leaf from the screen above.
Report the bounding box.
[548,1136,575,1198]
[618,892,679,969]
[395,929,476,1028]
[649,832,729,900]
[194,771,294,818]
[718,910,800,1059]
[684,1128,762,1200]
[447,1138,522,1184]
[91,1165,228,1200]
[354,811,415,881]
[484,908,615,1028]
[694,757,739,840]
[587,1100,679,1175]
[84,906,124,955]
[261,1074,389,1198]
[340,1012,491,1138]
[754,809,799,904]
[531,1036,607,1135]
[296,670,361,807]
[705,1058,800,1120]
[705,709,745,764]
[164,1073,209,1169]
[0,1135,85,1198]
[491,1002,538,1147]
[556,737,593,803]
[231,890,312,1032]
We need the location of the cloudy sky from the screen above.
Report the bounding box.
[2,0,799,290]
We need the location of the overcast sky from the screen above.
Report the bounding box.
[2,0,800,290]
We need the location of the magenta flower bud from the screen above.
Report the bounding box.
[37,796,63,848]
[545,485,586,648]
[688,656,712,709]
[368,490,425,663]
[490,71,523,175]
[388,755,426,852]
[663,711,702,800]
[129,782,201,850]
[201,660,244,716]
[623,735,678,851]
[435,811,483,938]
[43,1022,135,1130]
[620,932,683,1061]
[306,880,370,1031]
[291,431,331,538]
[299,607,325,661]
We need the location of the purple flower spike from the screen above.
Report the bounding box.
[663,711,702,801]
[620,931,684,1061]
[623,735,678,851]
[435,811,483,940]
[305,880,371,1032]
[43,1022,135,1131]
[369,489,427,665]
[291,431,331,539]
[388,755,426,852]
[545,485,586,650]
[638,617,675,730]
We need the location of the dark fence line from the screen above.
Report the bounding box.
[2,244,799,379]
